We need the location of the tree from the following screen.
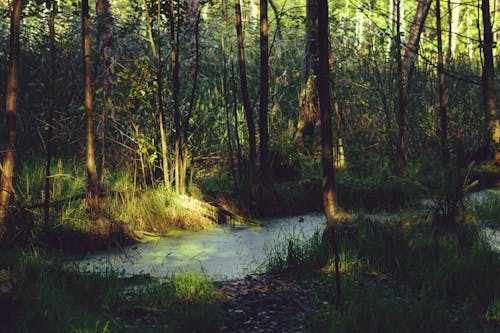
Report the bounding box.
[168,0,184,194]
[96,0,114,183]
[234,0,257,184]
[481,0,499,164]
[397,0,432,164]
[259,0,271,183]
[44,0,57,228]
[82,0,100,210]
[297,0,319,147]
[0,0,22,237]
[318,0,341,310]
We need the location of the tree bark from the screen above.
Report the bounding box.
[82,0,100,211]
[234,0,257,184]
[44,0,57,229]
[436,0,449,165]
[0,0,22,237]
[298,0,320,146]
[169,0,184,194]
[318,0,341,310]
[96,0,114,183]
[397,0,432,165]
[259,0,271,183]
[481,0,500,164]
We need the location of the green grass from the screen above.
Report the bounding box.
[6,159,218,251]
[264,227,329,274]
[0,250,223,333]
[265,218,500,331]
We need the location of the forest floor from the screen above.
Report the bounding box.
[216,270,499,333]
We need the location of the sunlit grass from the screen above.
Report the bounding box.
[8,159,219,249]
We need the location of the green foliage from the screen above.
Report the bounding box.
[0,251,223,333]
[264,227,328,274]
[317,280,447,333]
[337,172,423,211]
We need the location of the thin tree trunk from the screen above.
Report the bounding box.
[268,0,284,52]
[0,0,22,237]
[446,0,452,62]
[234,0,257,184]
[158,1,170,187]
[481,0,500,163]
[397,0,433,165]
[96,0,113,185]
[82,0,100,210]
[44,0,57,229]
[298,0,319,146]
[221,2,237,188]
[317,0,341,310]
[168,0,184,194]
[231,59,243,180]
[259,0,271,183]
[395,0,405,166]
[436,0,449,165]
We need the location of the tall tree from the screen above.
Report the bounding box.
[259,0,271,183]
[0,0,22,237]
[317,0,341,310]
[82,0,100,210]
[297,0,320,147]
[96,0,114,183]
[234,0,257,183]
[397,0,432,164]
[168,0,184,194]
[481,0,500,164]
[436,0,449,165]
[44,0,57,229]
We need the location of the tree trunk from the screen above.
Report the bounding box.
[268,0,284,52]
[0,0,22,237]
[234,0,257,184]
[298,0,320,146]
[96,0,114,184]
[44,0,57,229]
[317,0,341,310]
[169,0,184,194]
[481,0,500,164]
[397,0,432,165]
[259,0,271,183]
[436,0,449,165]
[82,0,100,211]
[155,0,170,187]
[395,0,405,166]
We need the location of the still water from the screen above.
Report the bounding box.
[70,189,499,280]
[71,213,326,280]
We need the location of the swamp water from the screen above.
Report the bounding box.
[70,189,499,280]
[71,213,326,280]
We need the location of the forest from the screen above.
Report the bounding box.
[0,0,499,331]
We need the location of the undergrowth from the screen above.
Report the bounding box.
[0,250,222,333]
[265,218,500,331]
[6,159,218,251]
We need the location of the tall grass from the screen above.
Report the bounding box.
[0,250,223,332]
[266,218,500,331]
[264,227,328,274]
[8,159,218,249]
